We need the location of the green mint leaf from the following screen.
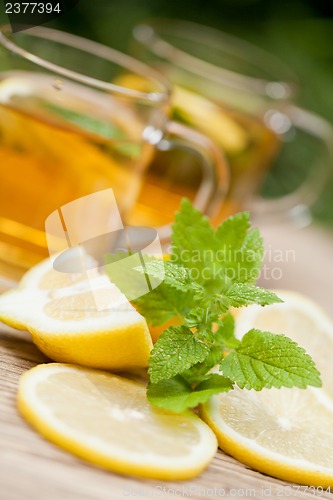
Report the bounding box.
[184,307,207,329]
[214,213,264,284]
[203,347,225,369]
[238,228,264,283]
[181,347,224,384]
[42,101,126,139]
[105,250,129,264]
[41,101,141,158]
[114,143,141,158]
[133,283,190,326]
[147,374,233,413]
[184,305,219,330]
[220,329,322,390]
[215,312,239,349]
[212,295,231,314]
[105,251,149,300]
[215,212,250,249]
[148,326,210,384]
[171,198,216,281]
[225,284,283,307]
[135,260,194,293]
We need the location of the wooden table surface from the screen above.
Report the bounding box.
[1,220,333,500]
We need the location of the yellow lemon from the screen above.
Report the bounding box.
[113,74,246,153]
[201,385,333,488]
[172,86,247,153]
[18,363,218,480]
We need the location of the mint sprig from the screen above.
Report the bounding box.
[132,199,322,412]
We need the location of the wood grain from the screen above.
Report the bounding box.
[1,326,332,500]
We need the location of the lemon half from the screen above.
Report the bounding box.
[0,255,153,370]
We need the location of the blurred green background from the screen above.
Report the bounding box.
[1,0,332,226]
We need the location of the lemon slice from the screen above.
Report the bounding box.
[172,86,248,154]
[201,386,333,487]
[202,290,333,487]
[0,255,153,370]
[18,363,217,480]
